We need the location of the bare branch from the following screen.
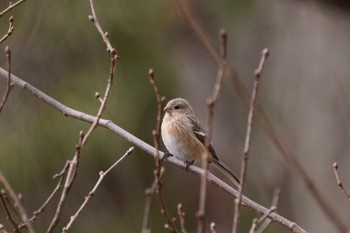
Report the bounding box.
[141,167,165,233]
[0,17,14,45]
[232,48,269,233]
[0,0,26,18]
[0,171,34,233]
[0,190,21,233]
[46,132,84,233]
[332,162,350,201]
[148,69,177,232]
[0,46,13,114]
[62,147,134,233]
[174,1,348,232]
[0,69,307,233]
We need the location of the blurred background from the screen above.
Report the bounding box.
[0,0,350,232]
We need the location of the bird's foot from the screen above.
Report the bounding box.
[184,160,194,171]
[162,152,173,161]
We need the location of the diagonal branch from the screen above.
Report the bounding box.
[0,68,307,233]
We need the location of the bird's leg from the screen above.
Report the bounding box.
[162,152,173,161]
[184,160,194,171]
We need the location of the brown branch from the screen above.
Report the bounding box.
[0,0,26,18]
[141,167,165,233]
[0,17,14,45]
[62,147,134,233]
[232,48,269,233]
[332,162,350,201]
[197,29,229,233]
[174,1,348,232]
[148,69,177,232]
[0,69,307,233]
[0,190,21,233]
[0,46,13,114]
[0,171,34,233]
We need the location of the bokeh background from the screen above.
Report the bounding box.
[0,0,350,232]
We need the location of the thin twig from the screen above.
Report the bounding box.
[0,46,13,114]
[197,28,228,233]
[0,17,14,45]
[88,0,117,56]
[0,190,21,233]
[255,187,281,233]
[19,164,69,230]
[46,132,84,233]
[232,48,269,233]
[62,147,134,233]
[141,167,165,233]
[332,162,350,201]
[174,1,348,232]
[148,69,177,232]
[177,203,188,233]
[0,171,34,233]
[0,0,26,18]
[0,69,307,233]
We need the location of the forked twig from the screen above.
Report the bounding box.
[332,162,350,201]
[232,48,269,233]
[0,171,34,233]
[177,203,188,233]
[0,190,21,233]
[250,187,281,233]
[62,147,134,232]
[141,167,165,233]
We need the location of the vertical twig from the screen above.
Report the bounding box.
[232,48,269,233]
[148,69,177,232]
[197,28,228,233]
[0,46,13,114]
[332,162,350,201]
[62,147,134,233]
[141,167,165,233]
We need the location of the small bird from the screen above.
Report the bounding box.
[161,98,240,186]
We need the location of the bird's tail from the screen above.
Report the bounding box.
[211,160,240,187]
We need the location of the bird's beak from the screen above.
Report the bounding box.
[163,106,170,113]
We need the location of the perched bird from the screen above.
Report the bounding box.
[161,98,240,186]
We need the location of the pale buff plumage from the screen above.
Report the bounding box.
[161,98,240,186]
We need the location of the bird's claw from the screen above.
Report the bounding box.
[184,160,194,171]
[162,152,173,161]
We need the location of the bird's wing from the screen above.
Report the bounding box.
[187,116,219,160]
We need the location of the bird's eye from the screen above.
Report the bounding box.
[174,105,180,110]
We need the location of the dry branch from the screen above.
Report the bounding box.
[0,68,307,233]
